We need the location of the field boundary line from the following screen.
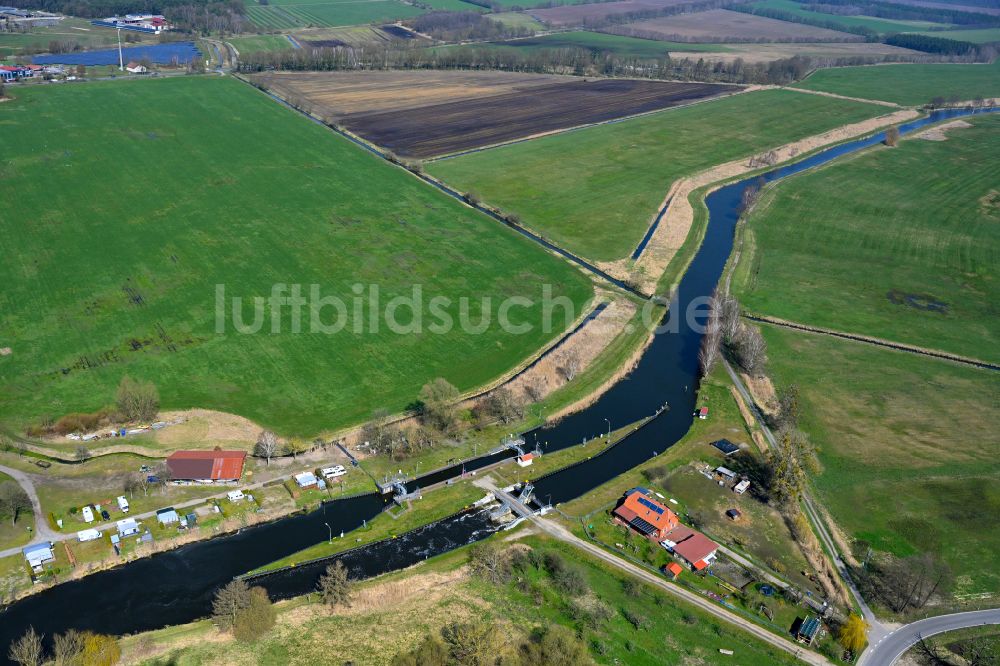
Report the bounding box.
[745,313,1000,371]
[783,85,902,108]
[424,83,753,163]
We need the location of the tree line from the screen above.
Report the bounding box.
[804,0,1000,26]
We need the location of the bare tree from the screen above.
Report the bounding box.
[719,294,742,343]
[419,378,460,433]
[74,445,91,462]
[698,291,723,377]
[0,481,31,527]
[317,561,353,608]
[731,325,768,377]
[884,126,901,147]
[522,377,547,403]
[122,472,146,499]
[477,387,524,425]
[116,376,159,422]
[52,629,85,665]
[468,541,510,585]
[211,579,252,632]
[8,627,43,666]
[557,351,582,382]
[254,430,278,465]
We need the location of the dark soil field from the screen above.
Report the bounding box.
[340,78,740,158]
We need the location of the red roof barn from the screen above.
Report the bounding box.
[166,450,246,483]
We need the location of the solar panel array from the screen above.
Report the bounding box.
[637,496,664,515]
[629,517,658,536]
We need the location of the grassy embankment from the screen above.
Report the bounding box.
[799,58,1000,106]
[763,326,1000,598]
[733,113,1000,363]
[121,534,805,665]
[428,89,886,263]
[0,75,593,437]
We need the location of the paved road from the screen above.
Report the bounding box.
[859,609,1000,666]
[478,478,832,666]
[0,463,58,548]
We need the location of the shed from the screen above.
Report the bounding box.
[797,616,822,645]
[295,471,318,488]
[664,562,683,579]
[711,439,740,456]
[156,508,179,524]
[715,466,737,482]
[696,407,709,420]
[117,518,140,537]
[516,452,535,467]
[22,542,55,568]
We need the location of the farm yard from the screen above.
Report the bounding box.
[732,112,1000,364]
[244,0,424,29]
[0,76,594,436]
[799,60,1000,106]
[762,325,1000,598]
[605,8,862,42]
[529,0,718,27]
[428,89,886,263]
[253,71,740,158]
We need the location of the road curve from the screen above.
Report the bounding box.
[860,609,1000,666]
[0,462,59,550]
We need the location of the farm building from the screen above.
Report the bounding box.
[125,61,147,74]
[117,518,140,538]
[715,466,737,483]
[22,543,55,568]
[695,407,709,420]
[91,14,171,34]
[663,526,719,571]
[0,65,33,81]
[612,488,681,540]
[295,471,318,488]
[664,562,684,579]
[166,450,246,484]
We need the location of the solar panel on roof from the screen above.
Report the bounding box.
[629,517,658,536]
[637,497,664,515]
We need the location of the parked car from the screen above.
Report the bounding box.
[101,510,111,521]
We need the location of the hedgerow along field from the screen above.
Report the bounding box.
[733,113,1000,364]
[799,59,1000,106]
[429,89,886,263]
[0,77,593,436]
[762,325,1000,598]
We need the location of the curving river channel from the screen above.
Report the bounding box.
[0,106,992,657]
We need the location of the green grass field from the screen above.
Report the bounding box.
[0,76,593,436]
[733,113,1000,364]
[800,60,1000,106]
[908,27,1000,44]
[750,0,951,34]
[228,34,295,54]
[474,31,731,59]
[122,535,804,665]
[428,89,885,263]
[762,325,1000,597]
[246,0,424,29]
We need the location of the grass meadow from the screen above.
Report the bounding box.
[429,89,885,262]
[762,325,1000,596]
[0,76,593,436]
[121,535,804,665]
[749,0,952,34]
[799,59,1000,106]
[245,0,424,29]
[733,113,1000,363]
[228,34,295,54]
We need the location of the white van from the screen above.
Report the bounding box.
[117,496,130,513]
[321,465,346,479]
[81,506,95,523]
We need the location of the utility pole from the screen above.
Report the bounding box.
[117,28,124,71]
